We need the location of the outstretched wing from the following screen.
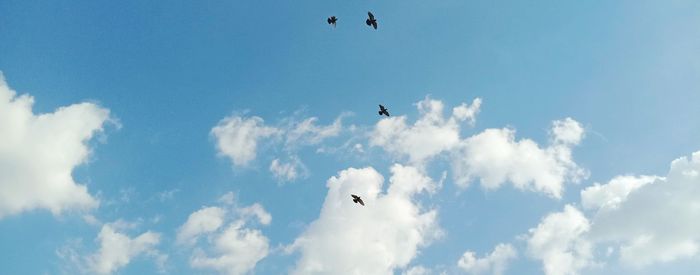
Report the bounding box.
[368,11,375,20]
[372,21,378,30]
[358,198,365,206]
[384,110,390,116]
[379,104,385,110]
[351,194,359,199]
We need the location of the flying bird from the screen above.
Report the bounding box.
[327,16,337,27]
[378,104,390,117]
[366,12,378,29]
[351,194,365,206]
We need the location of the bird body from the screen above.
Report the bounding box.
[351,194,365,206]
[366,12,378,29]
[378,104,390,117]
[327,16,337,27]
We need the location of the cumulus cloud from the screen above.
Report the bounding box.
[369,96,584,198]
[86,223,163,274]
[0,72,112,218]
[176,206,226,246]
[211,116,279,167]
[458,243,517,275]
[587,151,700,267]
[288,165,442,275]
[451,118,586,198]
[403,265,443,275]
[452,98,482,125]
[178,194,271,275]
[370,96,481,165]
[523,150,700,273]
[526,205,593,275]
[269,157,307,182]
[211,112,345,183]
[581,175,658,211]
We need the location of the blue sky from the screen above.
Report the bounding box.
[1,0,700,274]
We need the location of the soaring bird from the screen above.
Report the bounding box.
[366,12,378,29]
[378,104,390,117]
[351,194,365,206]
[327,16,337,27]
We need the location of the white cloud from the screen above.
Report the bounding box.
[178,195,271,275]
[370,96,481,165]
[550,117,585,145]
[269,157,307,182]
[176,206,226,246]
[211,113,345,183]
[369,97,584,198]
[288,165,442,275]
[403,265,442,275]
[581,175,658,211]
[211,116,279,167]
[451,118,586,198]
[587,151,700,267]
[452,98,482,126]
[190,220,270,275]
[458,243,517,275]
[87,222,163,274]
[284,115,344,147]
[0,72,111,218]
[526,205,593,275]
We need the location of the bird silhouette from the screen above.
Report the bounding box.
[327,16,337,27]
[366,12,378,30]
[351,194,365,206]
[378,104,390,117]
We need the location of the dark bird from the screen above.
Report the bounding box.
[327,16,337,27]
[351,194,365,206]
[378,104,390,117]
[366,12,378,29]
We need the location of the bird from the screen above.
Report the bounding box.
[351,194,365,206]
[366,11,378,29]
[378,104,390,117]
[327,16,337,27]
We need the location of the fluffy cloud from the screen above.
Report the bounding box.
[269,157,307,182]
[86,223,163,274]
[178,194,271,275]
[526,205,593,275]
[403,265,440,275]
[370,97,481,165]
[176,207,226,246]
[587,151,700,267]
[211,116,279,167]
[581,175,658,211]
[451,118,586,198]
[458,243,517,275]
[0,73,111,218]
[369,96,584,198]
[288,165,442,275]
[524,150,700,273]
[211,113,344,183]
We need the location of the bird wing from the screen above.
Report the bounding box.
[372,21,377,29]
[358,198,365,206]
[385,110,390,116]
[328,18,332,24]
[368,12,375,20]
[351,194,359,199]
[379,104,385,110]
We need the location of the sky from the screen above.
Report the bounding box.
[1,0,700,274]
